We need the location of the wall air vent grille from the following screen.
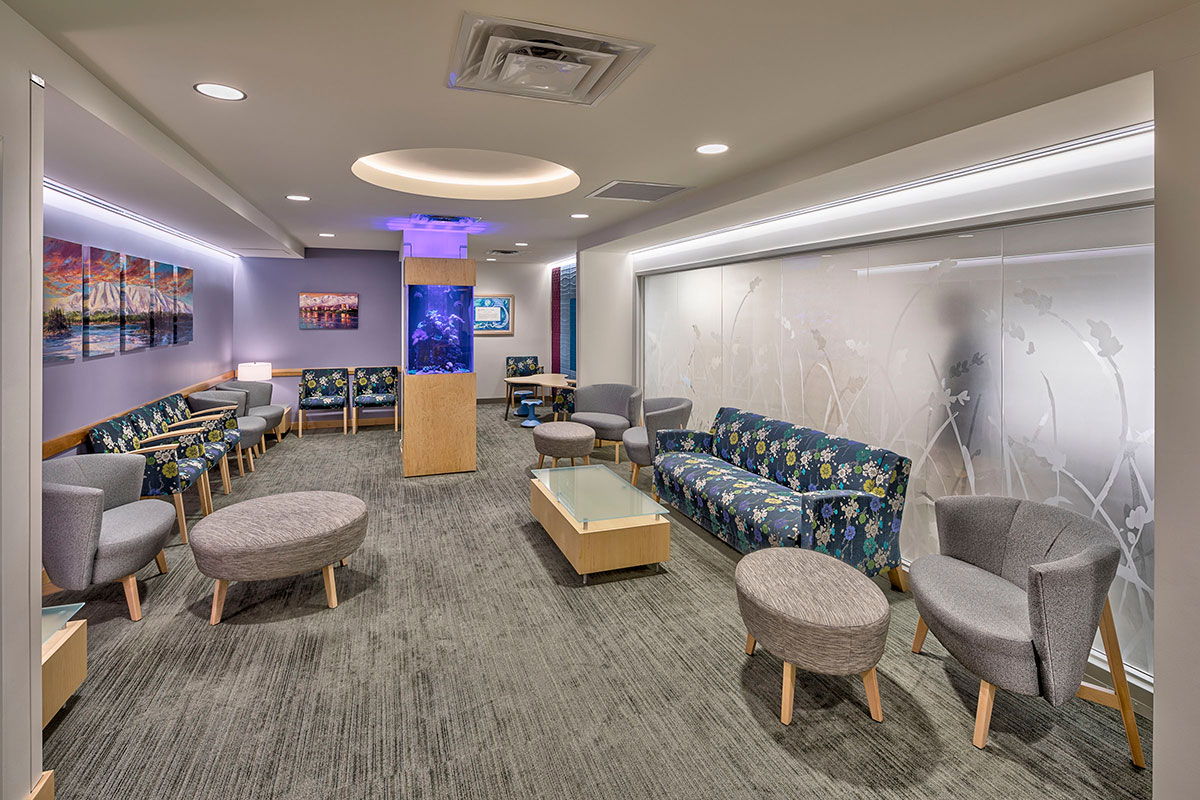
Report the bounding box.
[587,180,689,202]
[448,13,652,106]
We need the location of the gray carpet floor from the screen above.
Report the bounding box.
[43,408,1152,799]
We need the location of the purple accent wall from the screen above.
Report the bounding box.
[42,201,235,444]
[233,248,405,421]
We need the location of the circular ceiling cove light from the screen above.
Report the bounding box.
[286,194,311,202]
[570,213,589,219]
[696,143,729,155]
[194,82,246,101]
[351,148,580,200]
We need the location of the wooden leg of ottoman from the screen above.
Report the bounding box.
[781,662,796,725]
[155,550,169,574]
[322,565,338,608]
[584,455,590,465]
[538,454,545,469]
[745,633,756,655]
[862,667,883,722]
[119,575,142,621]
[912,616,929,654]
[631,463,640,485]
[210,579,228,625]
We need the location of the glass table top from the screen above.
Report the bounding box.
[42,603,84,645]
[532,465,668,525]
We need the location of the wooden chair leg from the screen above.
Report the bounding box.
[340,557,348,567]
[198,473,213,515]
[172,492,189,544]
[119,574,142,621]
[394,403,399,432]
[973,680,996,748]
[570,457,576,466]
[343,406,348,435]
[614,442,620,464]
[584,455,590,465]
[745,633,756,655]
[888,566,909,592]
[631,463,641,485]
[862,667,883,722]
[553,457,559,467]
[1098,598,1146,768]
[353,405,358,434]
[235,444,245,477]
[781,662,796,725]
[912,616,929,654]
[298,409,304,438]
[246,446,256,473]
[258,440,266,457]
[155,550,168,574]
[220,454,232,495]
[322,564,338,608]
[210,579,228,625]
[538,454,545,469]
[275,426,282,443]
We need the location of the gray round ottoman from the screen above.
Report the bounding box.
[735,548,890,724]
[189,491,368,625]
[533,421,595,468]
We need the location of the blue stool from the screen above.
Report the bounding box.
[507,388,534,421]
[519,398,543,427]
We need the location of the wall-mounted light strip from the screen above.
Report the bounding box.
[632,122,1155,261]
[43,177,238,259]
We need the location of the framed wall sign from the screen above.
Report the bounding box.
[473,294,514,335]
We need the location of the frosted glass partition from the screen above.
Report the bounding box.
[642,207,1155,675]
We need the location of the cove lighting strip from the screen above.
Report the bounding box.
[631,122,1155,262]
[43,177,238,259]
[546,255,577,270]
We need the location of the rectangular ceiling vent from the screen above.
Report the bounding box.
[587,180,689,202]
[448,13,652,106]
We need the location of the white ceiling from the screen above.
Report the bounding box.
[10,0,1191,263]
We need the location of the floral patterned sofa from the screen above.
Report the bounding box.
[653,407,911,581]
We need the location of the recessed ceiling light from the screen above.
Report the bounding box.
[486,257,497,261]
[957,233,975,238]
[318,233,335,238]
[194,82,246,101]
[515,242,529,247]
[286,195,311,202]
[696,143,729,155]
[570,213,589,219]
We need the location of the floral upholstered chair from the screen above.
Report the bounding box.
[158,393,239,494]
[351,366,399,433]
[552,387,575,421]
[297,367,350,436]
[88,408,214,543]
[504,356,545,415]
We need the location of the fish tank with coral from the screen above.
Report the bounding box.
[407,284,474,374]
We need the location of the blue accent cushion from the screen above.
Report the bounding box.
[300,396,346,409]
[354,392,396,407]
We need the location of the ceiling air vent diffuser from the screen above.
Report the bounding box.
[488,249,520,256]
[448,13,653,106]
[587,180,689,202]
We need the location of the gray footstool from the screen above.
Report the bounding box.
[736,548,890,724]
[189,491,368,625]
[533,421,596,468]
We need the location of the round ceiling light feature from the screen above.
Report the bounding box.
[318,233,335,238]
[351,148,580,200]
[286,194,311,202]
[570,213,589,219]
[194,82,246,101]
[696,143,729,155]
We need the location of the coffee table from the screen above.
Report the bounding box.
[529,465,670,584]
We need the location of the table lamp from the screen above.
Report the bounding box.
[237,361,273,381]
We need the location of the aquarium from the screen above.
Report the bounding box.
[407,284,474,374]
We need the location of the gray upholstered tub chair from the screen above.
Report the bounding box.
[622,397,692,486]
[216,379,287,452]
[43,454,178,621]
[190,389,266,475]
[571,383,642,463]
[910,496,1144,767]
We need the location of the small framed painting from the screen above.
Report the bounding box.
[474,294,514,335]
[300,292,359,330]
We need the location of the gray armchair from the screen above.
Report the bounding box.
[43,454,178,621]
[622,397,693,486]
[910,496,1143,767]
[190,390,265,475]
[216,379,287,453]
[571,384,642,463]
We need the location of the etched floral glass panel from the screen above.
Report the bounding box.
[722,259,783,419]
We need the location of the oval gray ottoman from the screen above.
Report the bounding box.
[735,547,890,724]
[533,421,595,468]
[189,491,368,625]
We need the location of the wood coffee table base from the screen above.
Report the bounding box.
[529,478,669,581]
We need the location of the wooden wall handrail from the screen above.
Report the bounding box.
[270,367,401,378]
[42,370,236,459]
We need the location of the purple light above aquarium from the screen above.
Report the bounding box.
[381,214,492,235]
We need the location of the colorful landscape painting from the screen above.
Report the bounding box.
[172,266,194,344]
[120,256,155,352]
[151,262,176,347]
[300,292,358,329]
[43,237,84,363]
[83,247,122,358]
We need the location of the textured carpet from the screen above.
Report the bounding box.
[43,409,1152,799]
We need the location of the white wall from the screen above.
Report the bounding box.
[475,261,552,399]
[577,251,635,386]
